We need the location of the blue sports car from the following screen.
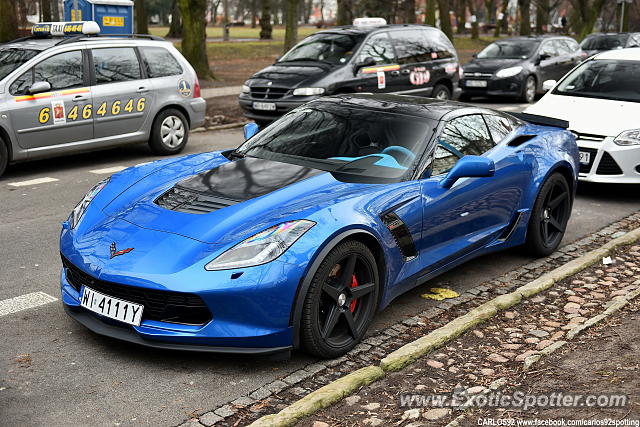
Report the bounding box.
[60,94,579,358]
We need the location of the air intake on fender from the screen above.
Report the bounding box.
[381,212,417,261]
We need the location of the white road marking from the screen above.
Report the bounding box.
[89,166,126,174]
[0,292,57,317]
[7,177,59,187]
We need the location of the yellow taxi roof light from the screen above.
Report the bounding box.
[31,21,101,37]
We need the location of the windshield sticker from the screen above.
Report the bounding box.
[51,100,66,124]
[377,71,386,89]
[362,64,400,74]
[410,67,430,86]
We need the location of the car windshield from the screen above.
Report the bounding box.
[554,59,640,103]
[235,103,433,182]
[477,40,539,59]
[278,33,364,65]
[0,48,39,81]
[580,35,627,51]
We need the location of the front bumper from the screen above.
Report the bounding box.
[576,137,640,184]
[188,97,207,128]
[460,75,524,98]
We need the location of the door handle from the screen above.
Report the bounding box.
[401,69,411,75]
[136,87,149,93]
[72,95,89,102]
[390,70,400,77]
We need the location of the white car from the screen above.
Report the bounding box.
[525,48,640,184]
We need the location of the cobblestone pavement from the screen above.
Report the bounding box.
[179,213,640,426]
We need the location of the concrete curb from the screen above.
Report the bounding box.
[247,366,384,427]
[248,227,640,426]
[191,121,248,133]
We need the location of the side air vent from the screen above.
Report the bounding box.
[380,212,417,261]
[155,186,238,214]
[507,134,536,147]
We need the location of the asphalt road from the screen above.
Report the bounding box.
[1,101,639,426]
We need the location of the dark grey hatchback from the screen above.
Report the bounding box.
[460,36,586,103]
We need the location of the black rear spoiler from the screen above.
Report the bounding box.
[509,112,569,129]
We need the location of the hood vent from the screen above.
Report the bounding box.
[155,186,238,214]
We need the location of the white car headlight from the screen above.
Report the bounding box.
[614,129,640,146]
[495,66,523,78]
[292,87,325,96]
[205,220,316,271]
[241,84,250,93]
[69,178,110,229]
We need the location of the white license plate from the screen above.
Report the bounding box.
[252,102,276,111]
[579,151,591,165]
[466,80,488,88]
[80,286,144,326]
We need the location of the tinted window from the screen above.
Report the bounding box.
[432,114,493,176]
[359,33,396,65]
[279,33,364,65]
[391,29,433,64]
[580,34,627,50]
[477,40,539,59]
[539,42,557,57]
[33,50,84,91]
[10,69,33,95]
[93,47,141,84]
[140,46,183,78]
[484,114,518,143]
[0,48,39,81]
[433,31,456,59]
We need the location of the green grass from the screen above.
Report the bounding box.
[149,25,320,41]
[453,36,498,51]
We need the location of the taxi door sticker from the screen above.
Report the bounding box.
[178,79,192,97]
[410,67,431,86]
[52,100,66,124]
[377,71,386,89]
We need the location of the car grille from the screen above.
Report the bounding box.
[155,186,237,214]
[579,148,598,174]
[250,86,288,99]
[463,72,493,78]
[574,132,606,142]
[62,256,212,325]
[596,152,623,175]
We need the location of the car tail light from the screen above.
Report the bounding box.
[193,77,201,98]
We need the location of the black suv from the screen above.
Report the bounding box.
[239,23,461,124]
[460,36,585,103]
[580,32,640,57]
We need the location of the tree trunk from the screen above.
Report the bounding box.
[570,0,607,40]
[251,0,258,27]
[0,0,18,42]
[222,0,229,41]
[426,0,436,25]
[167,0,183,37]
[468,0,479,38]
[519,0,531,35]
[456,0,466,34]
[42,0,52,21]
[437,0,453,39]
[337,0,352,25]
[52,0,60,21]
[136,0,149,34]
[259,0,273,39]
[405,0,416,23]
[178,0,213,79]
[494,0,508,37]
[283,0,298,52]
[535,1,545,34]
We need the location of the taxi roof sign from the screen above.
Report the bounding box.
[352,17,387,28]
[31,21,101,37]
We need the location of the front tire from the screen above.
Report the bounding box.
[301,240,379,358]
[525,173,572,257]
[149,109,189,155]
[432,84,452,100]
[520,75,537,103]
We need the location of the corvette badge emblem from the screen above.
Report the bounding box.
[110,242,134,259]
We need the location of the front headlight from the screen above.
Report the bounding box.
[205,220,316,271]
[495,66,523,78]
[292,87,325,96]
[241,84,250,93]
[69,178,110,229]
[614,129,640,146]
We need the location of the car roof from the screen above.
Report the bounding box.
[593,47,640,61]
[315,24,437,36]
[2,34,165,51]
[311,93,488,121]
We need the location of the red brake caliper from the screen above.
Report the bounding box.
[349,274,358,312]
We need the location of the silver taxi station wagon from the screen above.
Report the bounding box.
[0,22,206,177]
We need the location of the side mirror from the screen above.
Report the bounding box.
[28,81,51,95]
[243,122,260,140]
[439,155,495,189]
[353,56,376,74]
[538,53,551,61]
[542,79,557,92]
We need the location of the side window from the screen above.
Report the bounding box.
[140,46,183,78]
[630,34,640,47]
[432,30,456,59]
[566,39,580,52]
[554,40,572,55]
[33,50,84,91]
[391,30,432,65]
[540,42,557,57]
[484,114,517,143]
[432,114,493,176]
[93,47,141,84]
[10,69,33,95]
[358,33,396,65]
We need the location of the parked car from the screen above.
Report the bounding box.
[0,21,206,178]
[460,36,586,103]
[526,48,640,184]
[238,18,462,125]
[61,94,578,358]
[580,32,640,57]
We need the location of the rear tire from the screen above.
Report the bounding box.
[0,137,8,178]
[525,173,572,257]
[432,84,452,100]
[149,109,189,155]
[301,240,379,358]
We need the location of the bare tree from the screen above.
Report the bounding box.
[260,0,273,39]
[519,0,531,35]
[0,0,19,42]
[426,0,436,25]
[284,0,298,52]
[136,0,149,34]
[468,0,479,38]
[569,0,607,38]
[405,0,416,23]
[42,0,52,21]
[438,0,453,39]
[251,0,258,27]
[222,0,229,41]
[337,0,353,25]
[167,0,183,37]
[494,0,508,36]
[456,0,466,34]
[179,0,213,79]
